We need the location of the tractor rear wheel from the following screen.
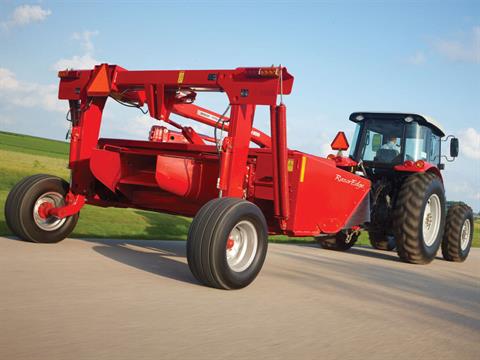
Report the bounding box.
[316,231,359,251]
[368,231,395,251]
[4,175,79,243]
[186,198,268,290]
[441,204,474,262]
[392,172,446,264]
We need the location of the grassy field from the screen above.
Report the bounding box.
[0,130,478,247]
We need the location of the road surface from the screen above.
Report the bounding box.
[1,236,479,360]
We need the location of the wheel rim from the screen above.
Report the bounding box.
[226,220,258,272]
[460,219,471,251]
[422,194,441,247]
[33,192,66,231]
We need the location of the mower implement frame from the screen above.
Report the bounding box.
[53,64,371,237]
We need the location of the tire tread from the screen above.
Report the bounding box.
[187,197,267,289]
[392,172,444,264]
[441,204,473,262]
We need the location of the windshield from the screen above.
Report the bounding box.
[356,119,404,164]
[351,119,441,166]
[404,122,433,162]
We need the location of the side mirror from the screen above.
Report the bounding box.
[450,137,459,158]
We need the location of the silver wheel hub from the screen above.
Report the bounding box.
[422,194,441,247]
[460,219,471,251]
[33,192,66,231]
[226,220,258,272]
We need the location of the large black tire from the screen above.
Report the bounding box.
[392,172,446,264]
[316,231,359,251]
[4,174,49,235]
[187,197,268,290]
[4,175,79,243]
[368,231,395,251]
[5,174,55,239]
[441,204,474,262]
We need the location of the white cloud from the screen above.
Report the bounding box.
[0,68,19,89]
[406,51,426,65]
[458,128,480,160]
[434,26,480,63]
[52,30,100,70]
[73,30,98,53]
[120,114,153,139]
[53,54,99,71]
[320,142,333,156]
[0,67,65,113]
[2,5,51,29]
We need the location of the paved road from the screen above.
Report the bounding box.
[0,237,479,360]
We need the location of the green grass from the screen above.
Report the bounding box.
[0,131,478,247]
[0,131,69,159]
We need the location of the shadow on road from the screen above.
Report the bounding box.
[275,243,480,331]
[299,244,403,262]
[82,239,198,286]
[82,240,406,289]
[347,246,402,261]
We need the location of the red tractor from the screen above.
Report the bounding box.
[320,113,474,265]
[4,64,474,290]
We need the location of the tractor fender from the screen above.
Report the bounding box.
[426,166,443,182]
[393,161,443,182]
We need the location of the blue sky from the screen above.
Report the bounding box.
[0,0,479,210]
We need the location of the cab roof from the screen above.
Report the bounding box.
[349,112,445,137]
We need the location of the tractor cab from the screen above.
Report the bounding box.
[347,112,456,170]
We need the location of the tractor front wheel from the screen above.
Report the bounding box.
[393,173,446,264]
[316,230,359,251]
[441,204,474,262]
[4,174,79,243]
[186,198,268,289]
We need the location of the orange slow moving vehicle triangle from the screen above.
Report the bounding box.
[87,64,110,96]
[331,131,349,150]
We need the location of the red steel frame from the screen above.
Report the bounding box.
[53,64,371,236]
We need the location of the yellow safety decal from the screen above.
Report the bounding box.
[178,71,185,84]
[300,156,307,182]
[287,159,294,172]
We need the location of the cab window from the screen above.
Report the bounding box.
[404,122,430,162]
[430,134,441,164]
[359,119,403,163]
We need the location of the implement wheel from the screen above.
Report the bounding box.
[187,198,268,290]
[392,172,445,264]
[316,230,359,251]
[4,174,79,243]
[441,204,474,262]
